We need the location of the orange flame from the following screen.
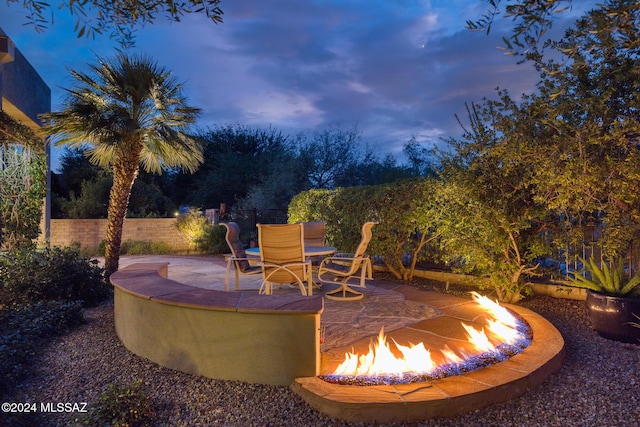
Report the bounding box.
[331,292,527,378]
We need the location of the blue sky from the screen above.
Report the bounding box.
[1,1,588,170]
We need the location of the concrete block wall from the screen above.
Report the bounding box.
[49,218,190,252]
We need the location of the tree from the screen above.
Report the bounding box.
[8,0,224,47]
[42,52,203,277]
[334,152,415,187]
[367,178,445,281]
[297,126,371,189]
[235,158,308,211]
[53,147,104,200]
[52,147,177,218]
[525,5,640,262]
[469,0,639,59]
[177,124,298,209]
[456,2,640,286]
[403,137,437,178]
[434,100,550,303]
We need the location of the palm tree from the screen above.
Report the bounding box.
[42,52,203,277]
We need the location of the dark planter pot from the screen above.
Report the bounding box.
[585,290,640,344]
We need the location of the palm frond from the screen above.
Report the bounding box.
[42,51,202,174]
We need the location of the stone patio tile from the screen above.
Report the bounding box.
[367,280,404,292]
[431,374,498,398]
[439,302,494,322]
[151,288,241,311]
[114,275,194,299]
[114,262,169,277]
[409,316,481,341]
[401,288,472,309]
[391,381,439,397]
[461,362,530,386]
[236,293,323,314]
[327,383,401,402]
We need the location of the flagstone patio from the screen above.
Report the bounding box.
[113,255,565,423]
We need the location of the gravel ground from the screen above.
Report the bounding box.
[7,281,640,427]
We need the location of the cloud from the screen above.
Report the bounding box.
[0,0,589,169]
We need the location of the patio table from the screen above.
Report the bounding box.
[247,245,337,291]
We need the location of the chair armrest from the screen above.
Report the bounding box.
[224,254,253,261]
[258,259,311,268]
[319,255,368,267]
[225,255,260,268]
[332,252,355,258]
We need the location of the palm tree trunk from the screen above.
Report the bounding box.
[104,153,140,278]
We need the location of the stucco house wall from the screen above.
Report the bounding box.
[0,27,52,244]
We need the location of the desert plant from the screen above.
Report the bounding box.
[631,314,640,331]
[42,52,203,278]
[198,224,228,254]
[120,240,173,255]
[83,379,155,427]
[0,112,47,251]
[567,256,640,298]
[175,207,210,251]
[0,245,109,307]
[0,300,84,398]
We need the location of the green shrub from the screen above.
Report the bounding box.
[97,239,173,255]
[289,180,445,281]
[175,207,209,251]
[120,240,173,255]
[82,379,155,427]
[0,245,109,308]
[197,224,228,254]
[0,300,84,398]
[97,239,106,256]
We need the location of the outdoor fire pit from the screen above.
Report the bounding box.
[320,293,533,386]
[292,288,565,423]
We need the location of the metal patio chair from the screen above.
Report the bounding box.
[257,223,313,296]
[317,221,377,301]
[222,222,261,291]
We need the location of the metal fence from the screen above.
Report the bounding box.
[540,227,639,279]
[206,207,288,241]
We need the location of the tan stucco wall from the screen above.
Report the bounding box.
[114,290,321,385]
[49,218,190,251]
[111,263,322,386]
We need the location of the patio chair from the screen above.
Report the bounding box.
[222,222,261,291]
[257,223,313,296]
[317,221,377,301]
[301,221,327,266]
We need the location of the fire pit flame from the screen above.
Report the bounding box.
[321,292,533,386]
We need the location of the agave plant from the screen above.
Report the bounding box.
[567,256,640,297]
[631,314,640,330]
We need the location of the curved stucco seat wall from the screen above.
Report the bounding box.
[111,263,324,386]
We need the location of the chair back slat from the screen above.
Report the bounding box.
[354,222,375,258]
[258,223,306,284]
[344,221,376,274]
[302,221,326,247]
[223,222,250,272]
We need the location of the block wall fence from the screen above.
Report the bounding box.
[48,218,190,252]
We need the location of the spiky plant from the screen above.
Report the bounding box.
[567,256,640,297]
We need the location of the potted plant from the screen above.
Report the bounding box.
[567,256,640,343]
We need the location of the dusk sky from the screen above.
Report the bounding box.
[1,1,589,170]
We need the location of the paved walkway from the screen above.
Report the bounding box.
[113,255,441,351]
